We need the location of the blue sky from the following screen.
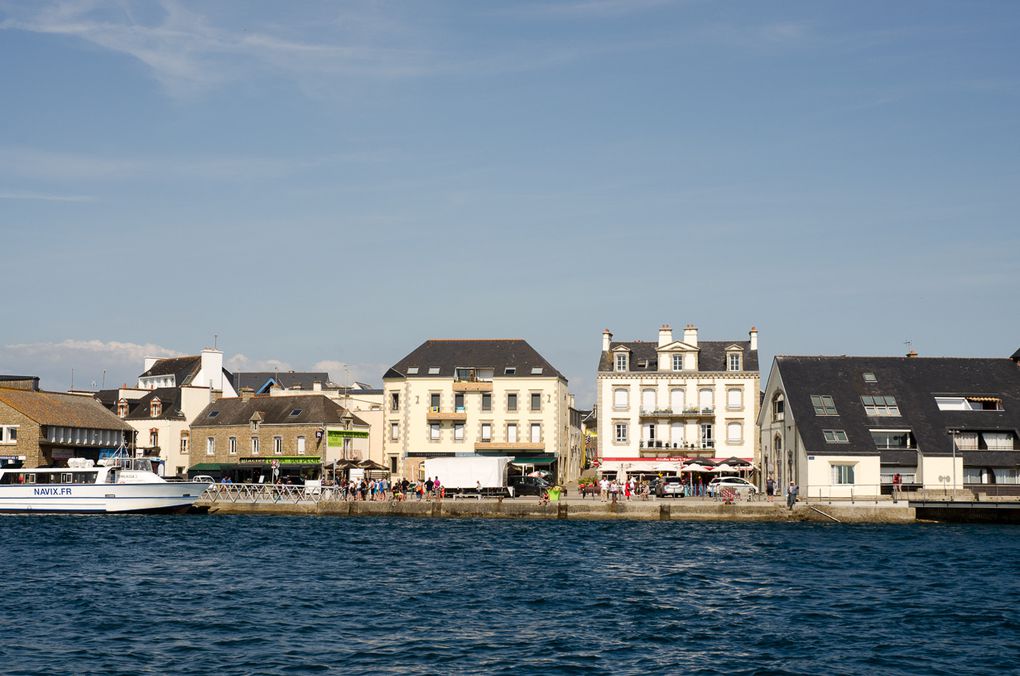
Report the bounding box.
[1,0,1018,404]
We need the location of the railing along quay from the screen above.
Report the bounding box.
[201,483,350,505]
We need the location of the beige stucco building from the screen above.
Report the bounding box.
[383,339,576,482]
[595,323,760,478]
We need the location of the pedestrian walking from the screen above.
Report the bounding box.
[786,481,799,509]
[766,476,775,503]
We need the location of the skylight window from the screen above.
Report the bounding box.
[407,367,419,375]
[531,367,543,375]
[289,409,302,417]
[208,411,219,418]
[505,367,516,375]
[810,395,838,416]
[823,429,849,444]
[427,367,440,375]
[863,373,877,383]
[862,395,900,417]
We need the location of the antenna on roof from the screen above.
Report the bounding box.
[904,340,912,352]
[213,333,219,350]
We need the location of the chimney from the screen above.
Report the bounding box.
[200,348,224,390]
[239,387,255,401]
[143,356,158,373]
[602,329,613,352]
[312,381,322,392]
[683,324,698,347]
[749,326,758,351]
[658,324,673,347]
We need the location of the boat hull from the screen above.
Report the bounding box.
[0,482,210,513]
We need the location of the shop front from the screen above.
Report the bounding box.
[189,456,322,483]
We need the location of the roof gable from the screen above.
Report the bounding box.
[388,339,564,380]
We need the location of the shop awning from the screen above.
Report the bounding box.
[189,463,224,471]
[512,457,556,466]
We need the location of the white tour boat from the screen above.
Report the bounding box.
[0,450,210,513]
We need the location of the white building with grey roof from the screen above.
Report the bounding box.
[383,339,575,483]
[596,323,760,478]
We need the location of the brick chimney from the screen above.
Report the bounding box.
[602,329,613,352]
[239,387,255,401]
[683,324,698,347]
[658,324,673,347]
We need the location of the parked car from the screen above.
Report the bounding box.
[192,475,215,484]
[662,476,685,498]
[708,477,758,494]
[508,476,549,497]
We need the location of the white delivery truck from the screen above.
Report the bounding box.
[424,456,513,498]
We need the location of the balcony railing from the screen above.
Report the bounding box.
[426,408,468,421]
[638,440,715,452]
[474,441,544,451]
[638,407,716,419]
[453,380,493,392]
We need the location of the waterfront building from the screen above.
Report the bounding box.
[382,339,575,482]
[95,349,236,477]
[596,324,760,477]
[758,350,1020,499]
[188,392,368,482]
[0,376,133,468]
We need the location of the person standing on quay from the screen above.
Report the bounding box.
[599,477,609,502]
[766,476,775,503]
[786,481,799,509]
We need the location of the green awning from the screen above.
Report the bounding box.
[512,457,557,466]
[189,463,223,471]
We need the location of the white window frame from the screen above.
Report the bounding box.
[672,354,684,371]
[698,388,714,411]
[0,425,18,445]
[273,436,283,454]
[613,388,629,410]
[823,429,849,444]
[454,423,465,441]
[206,437,215,456]
[390,423,399,441]
[726,422,742,444]
[480,423,492,441]
[832,464,855,485]
[507,424,518,443]
[530,423,541,443]
[251,437,260,454]
[615,353,628,372]
[614,423,628,443]
[726,388,743,410]
[641,388,656,413]
[429,423,440,441]
[297,436,306,455]
[727,352,742,371]
[228,436,237,455]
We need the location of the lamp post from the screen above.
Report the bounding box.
[948,429,959,499]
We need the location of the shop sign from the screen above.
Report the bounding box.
[328,430,369,446]
[238,456,321,465]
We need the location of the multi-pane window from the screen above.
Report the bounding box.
[613,388,629,409]
[149,430,159,448]
[530,393,541,411]
[701,423,714,448]
[481,393,492,412]
[228,436,237,454]
[811,395,838,416]
[727,388,743,409]
[480,423,492,441]
[390,423,399,440]
[454,423,465,441]
[150,398,162,417]
[728,353,742,371]
[273,436,283,454]
[823,429,849,444]
[429,423,440,440]
[863,373,877,383]
[615,353,628,372]
[390,392,400,411]
[251,437,260,454]
[871,430,914,449]
[726,422,742,443]
[614,423,628,443]
[832,464,855,485]
[773,395,785,421]
[507,393,518,412]
[180,432,189,454]
[530,423,541,443]
[672,354,683,371]
[862,395,900,416]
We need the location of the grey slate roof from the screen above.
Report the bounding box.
[0,389,133,431]
[598,340,758,373]
[191,394,367,428]
[124,388,186,421]
[139,356,202,384]
[231,372,331,393]
[775,355,1020,459]
[385,339,564,380]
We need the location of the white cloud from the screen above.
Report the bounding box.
[498,0,674,19]
[0,339,180,390]
[224,353,293,373]
[313,360,387,387]
[0,190,97,202]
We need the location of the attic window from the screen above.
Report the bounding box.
[289,409,302,417]
[863,373,877,383]
[823,429,849,444]
[407,367,419,374]
[208,411,219,418]
[427,367,440,375]
[505,367,517,375]
[531,367,543,375]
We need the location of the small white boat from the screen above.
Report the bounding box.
[0,450,209,513]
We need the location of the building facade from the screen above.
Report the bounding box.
[596,324,760,478]
[758,351,1020,499]
[0,378,133,468]
[383,339,575,482]
[188,393,368,481]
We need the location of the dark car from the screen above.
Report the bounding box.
[508,476,549,497]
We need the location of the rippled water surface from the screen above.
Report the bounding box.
[1,515,1019,675]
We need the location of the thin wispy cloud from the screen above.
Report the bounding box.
[496,0,674,19]
[0,190,96,202]
[0,339,181,390]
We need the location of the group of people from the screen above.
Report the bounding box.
[588,477,652,502]
[764,476,800,508]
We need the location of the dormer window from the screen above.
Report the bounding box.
[727,352,742,371]
[672,354,684,371]
[615,353,629,372]
[117,399,129,418]
[150,398,162,418]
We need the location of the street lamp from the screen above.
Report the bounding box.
[948,429,959,499]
